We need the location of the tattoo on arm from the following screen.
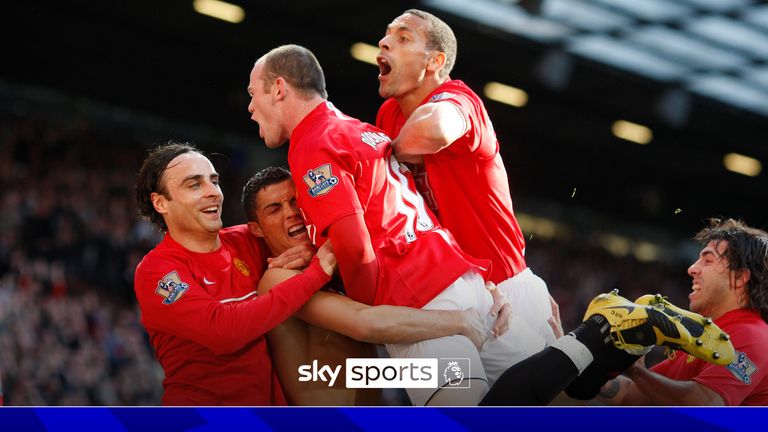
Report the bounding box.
[598,380,621,399]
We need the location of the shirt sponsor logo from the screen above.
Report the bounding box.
[303,164,339,197]
[234,258,250,276]
[155,270,190,304]
[728,351,758,384]
[430,92,456,102]
[360,131,390,149]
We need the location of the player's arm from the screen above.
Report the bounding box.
[391,102,467,158]
[596,362,725,406]
[326,213,379,305]
[303,292,485,349]
[136,244,334,356]
[258,267,486,349]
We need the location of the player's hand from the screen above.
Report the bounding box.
[548,294,564,339]
[460,308,487,351]
[268,242,316,269]
[487,281,511,338]
[315,241,337,277]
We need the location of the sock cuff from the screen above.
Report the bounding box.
[551,335,594,374]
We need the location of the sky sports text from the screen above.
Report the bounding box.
[297,358,470,388]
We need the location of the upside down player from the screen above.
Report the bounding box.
[242,166,505,405]
[133,142,335,405]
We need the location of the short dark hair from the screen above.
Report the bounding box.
[695,218,768,323]
[404,9,457,80]
[136,141,200,232]
[242,166,292,222]
[260,44,327,99]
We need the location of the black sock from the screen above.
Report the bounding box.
[564,345,641,400]
[569,315,612,357]
[480,347,580,406]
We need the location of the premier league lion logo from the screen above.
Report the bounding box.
[303,164,339,197]
[443,361,465,386]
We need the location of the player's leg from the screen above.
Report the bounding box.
[480,314,613,405]
[475,271,549,387]
[385,270,491,406]
[566,291,736,400]
[386,334,487,406]
[499,269,557,345]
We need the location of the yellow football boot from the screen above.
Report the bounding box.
[635,294,735,366]
[584,289,692,356]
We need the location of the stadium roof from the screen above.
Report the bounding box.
[3,0,767,232]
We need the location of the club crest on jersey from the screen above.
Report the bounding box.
[430,92,455,102]
[303,164,339,197]
[155,271,190,305]
[728,351,758,384]
[360,131,390,149]
[234,258,251,276]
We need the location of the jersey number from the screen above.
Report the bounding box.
[385,155,435,243]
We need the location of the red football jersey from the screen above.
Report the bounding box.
[377,80,527,284]
[289,101,488,308]
[651,308,768,406]
[133,225,330,405]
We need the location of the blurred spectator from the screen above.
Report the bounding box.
[0,115,164,405]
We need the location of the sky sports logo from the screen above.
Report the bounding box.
[297,358,471,389]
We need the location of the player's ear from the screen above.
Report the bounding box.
[735,268,751,286]
[427,51,446,74]
[247,221,265,238]
[151,192,168,215]
[273,77,286,101]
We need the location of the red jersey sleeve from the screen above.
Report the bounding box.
[426,90,479,156]
[691,335,768,405]
[291,134,363,238]
[134,257,330,356]
[327,213,379,305]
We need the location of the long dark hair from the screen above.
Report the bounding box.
[695,218,768,323]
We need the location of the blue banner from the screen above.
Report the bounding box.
[0,407,762,431]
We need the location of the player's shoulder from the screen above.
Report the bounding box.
[327,118,390,154]
[220,224,252,243]
[136,239,186,272]
[726,311,768,355]
[221,224,267,263]
[134,243,193,293]
[431,80,477,100]
[739,319,768,343]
